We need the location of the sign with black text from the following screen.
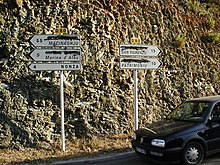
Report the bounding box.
[30,34,81,47]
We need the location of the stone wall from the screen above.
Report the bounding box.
[0,0,219,148]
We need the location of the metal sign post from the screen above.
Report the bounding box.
[60,70,65,151]
[134,69,138,130]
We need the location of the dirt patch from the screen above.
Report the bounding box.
[0,135,132,165]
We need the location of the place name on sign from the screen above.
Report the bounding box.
[45,50,80,55]
[30,34,81,47]
[47,40,79,46]
[120,58,161,70]
[121,49,148,55]
[29,63,81,71]
[121,63,153,68]
[45,54,81,60]
[30,49,81,62]
[60,64,80,69]
[120,44,161,57]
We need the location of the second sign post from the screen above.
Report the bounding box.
[119,38,162,131]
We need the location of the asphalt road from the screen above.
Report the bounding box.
[73,154,148,165]
[52,150,220,165]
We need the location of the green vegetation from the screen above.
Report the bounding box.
[201,32,220,43]
[0,16,5,25]
[175,34,186,48]
[207,18,216,29]
[207,33,220,42]
[187,0,200,13]
[0,15,5,32]
[186,0,216,15]
[204,0,220,5]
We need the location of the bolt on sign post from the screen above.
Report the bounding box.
[29,28,82,151]
[119,37,162,131]
[131,37,141,44]
[55,28,68,34]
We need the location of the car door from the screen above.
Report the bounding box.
[204,102,220,152]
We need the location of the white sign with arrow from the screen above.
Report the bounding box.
[29,49,81,61]
[29,63,81,71]
[120,44,161,57]
[30,34,81,47]
[120,58,161,69]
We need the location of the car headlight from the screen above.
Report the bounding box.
[133,133,137,140]
[151,139,165,147]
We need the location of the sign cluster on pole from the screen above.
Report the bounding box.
[119,38,162,131]
[119,44,162,70]
[29,34,81,71]
[29,29,82,152]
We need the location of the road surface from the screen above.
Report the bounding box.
[52,150,220,165]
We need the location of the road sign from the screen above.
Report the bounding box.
[29,63,81,71]
[30,34,81,47]
[120,58,161,70]
[120,44,161,57]
[30,49,81,61]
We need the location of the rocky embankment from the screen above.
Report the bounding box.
[0,0,219,149]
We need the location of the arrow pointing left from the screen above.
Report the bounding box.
[29,49,82,61]
[29,63,81,71]
[30,34,81,47]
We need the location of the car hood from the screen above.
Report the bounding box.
[137,119,196,137]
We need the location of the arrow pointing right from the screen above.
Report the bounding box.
[120,44,161,57]
[120,58,162,70]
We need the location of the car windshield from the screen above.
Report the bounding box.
[167,101,210,122]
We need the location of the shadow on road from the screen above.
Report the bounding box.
[7,149,220,165]
[203,152,220,164]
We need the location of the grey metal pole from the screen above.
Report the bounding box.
[134,70,138,130]
[60,70,65,151]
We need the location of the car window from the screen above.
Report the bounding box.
[167,101,210,122]
[211,103,220,120]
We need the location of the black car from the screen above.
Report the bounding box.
[131,96,220,165]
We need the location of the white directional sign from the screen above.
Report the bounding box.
[120,58,161,70]
[29,63,81,71]
[30,49,81,61]
[30,34,81,47]
[120,44,161,57]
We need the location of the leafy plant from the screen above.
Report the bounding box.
[0,15,5,32]
[187,0,200,13]
[207,18,215,29]
[203,0,220,5]
[201,33,220,43]
[208,33,220,42]
[175,34,186,48]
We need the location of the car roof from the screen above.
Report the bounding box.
[189,95,220,102]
